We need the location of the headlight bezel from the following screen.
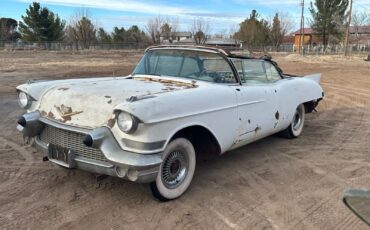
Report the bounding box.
[116,111,139,134]
[17,91,32,109]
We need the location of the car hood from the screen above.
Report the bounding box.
[36,75,198,128]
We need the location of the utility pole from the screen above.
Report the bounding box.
[344,0,353,56]
[299,0,305,55]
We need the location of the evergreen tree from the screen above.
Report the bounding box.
[112,27,126,42]
[234,10,270,47]
[97,28,112,43]
[67,17,96,49]
[0,18,20,41]
[111,26,147,44]
[160,23,172,41]
[270,13,283,49]
[309,0,349,48]
[18,2,65,41]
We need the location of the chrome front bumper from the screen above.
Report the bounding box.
[18,111,162,183]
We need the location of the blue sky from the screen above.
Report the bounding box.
[1,0,369,34]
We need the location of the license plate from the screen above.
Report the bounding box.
[48,144,70,164]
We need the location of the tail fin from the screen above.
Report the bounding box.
[304,73,321,84]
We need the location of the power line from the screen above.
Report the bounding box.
[344,0,353,56]
[299,0,305,55]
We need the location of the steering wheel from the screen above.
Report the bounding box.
[186,69,207,78]
[209,72,226,83]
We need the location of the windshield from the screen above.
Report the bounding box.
[133,49,238,83]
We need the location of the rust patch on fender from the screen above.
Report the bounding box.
[275,111,280,120]
[274,111,280,129]
[54,104,83,122]
[47,112,55,119]
[254,126,261,133]
[107,118,115,128]
[107,113,117,128]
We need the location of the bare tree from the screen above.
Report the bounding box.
[65,8,97,49]
[228,24,239,39]
[146,16,179,44]
[351,10,370,47]
[146,15,163,44]
[190,18,210,44]
[269,12,293,49]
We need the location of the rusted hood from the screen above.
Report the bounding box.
[37,76,197,128]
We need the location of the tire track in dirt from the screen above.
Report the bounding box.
[0,136,36,190]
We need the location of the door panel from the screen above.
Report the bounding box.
[229,59,290,149]
[230,84,278,149]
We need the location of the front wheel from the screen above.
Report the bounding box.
[280,104,305,139]
[150,138,196,202]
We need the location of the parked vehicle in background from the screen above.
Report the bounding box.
[16,45,324,201]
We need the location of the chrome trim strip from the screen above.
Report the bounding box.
[237,100,266,107]
[74,156,114,168]
[122,138,166,151]
[35,136,48,151]
[48,158,71,168]
[39,117,92,134]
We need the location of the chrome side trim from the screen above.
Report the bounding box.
[122,138,166,151]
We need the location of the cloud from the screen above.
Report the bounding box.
[16,0,248,33]
[17,0,209,16]
[232,0,300,7]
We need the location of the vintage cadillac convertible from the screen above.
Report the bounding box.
[16,46,324,201]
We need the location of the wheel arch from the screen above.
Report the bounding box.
[166,124,222,160]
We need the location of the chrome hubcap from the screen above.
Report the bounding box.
[293,108,302,131]
[162,151,188,189]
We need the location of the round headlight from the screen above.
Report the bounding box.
[117,112,138,133]
[18,91,31,109]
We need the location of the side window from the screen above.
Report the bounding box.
[242,60,267,83]
[265,61,281,82]
[201,57,237,83]
[231,59,245,83]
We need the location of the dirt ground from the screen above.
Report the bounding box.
[0,50,369,229]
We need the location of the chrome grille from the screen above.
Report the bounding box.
[39,124,108,162]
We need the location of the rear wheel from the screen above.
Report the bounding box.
[150,138,196,202]
[280,104,305,139]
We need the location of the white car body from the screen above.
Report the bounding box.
[16,46,324,199]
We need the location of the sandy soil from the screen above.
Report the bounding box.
[0,50,370,229]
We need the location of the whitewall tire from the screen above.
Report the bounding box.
[280,104,305,139]
[150,138,196,202]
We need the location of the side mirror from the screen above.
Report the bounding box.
[343,189,370,226]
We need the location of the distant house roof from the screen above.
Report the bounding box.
[292,28,315,35]
[175,38,195,44]
[292,26,370,35]
[282,35,294,44]
[350,26,370,34]
[173,32,192,37]
[160,32,192,37]
[175,37,241,46]
[206,38,241,45]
